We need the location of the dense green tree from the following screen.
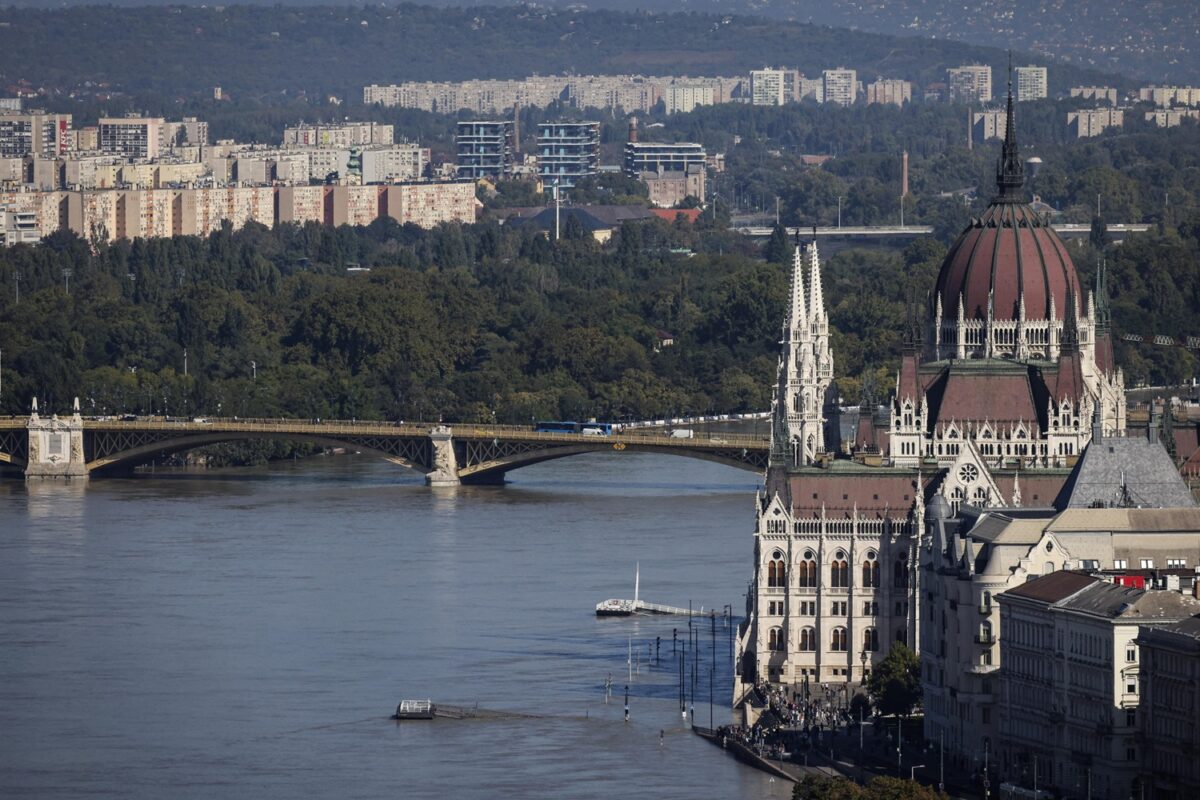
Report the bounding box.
[866,643,922,719]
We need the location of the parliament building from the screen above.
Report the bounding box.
[736,86,1129,699]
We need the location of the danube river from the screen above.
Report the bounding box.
[0,451,791,799]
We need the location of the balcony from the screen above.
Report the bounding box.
[974,633,997,645]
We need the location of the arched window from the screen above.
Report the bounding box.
[863,627,879,652]
[979,621,993,643]
[799,627,816,652]
[767,551,786,587]
[981,590,992,611]
[893,554,909,588]
[768,627,785,652]
[831,627,848,652]
[831,557,849,588]
[798,550,818,587]
[862,551,879,587]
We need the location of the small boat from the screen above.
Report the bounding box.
[595,565,709,617]
[393,699,436,720]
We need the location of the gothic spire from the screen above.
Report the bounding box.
[995,57,1025,202]
[807,239,825,325]
[788,244,808,335]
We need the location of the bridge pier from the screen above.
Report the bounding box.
[25,398,88,481]
[425,426,460,487]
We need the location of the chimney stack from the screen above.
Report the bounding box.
[628,116,638,144]
[512,102,520,154]
[967,108,973,150]
[901,150,909,198]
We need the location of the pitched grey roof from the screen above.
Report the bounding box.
[1058,580,1200,622]
[1054,434,1197,510]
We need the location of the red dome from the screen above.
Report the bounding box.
[935,202,1081,322]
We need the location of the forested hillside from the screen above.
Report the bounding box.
[1,214,1197,426]
[0,4,1120,99]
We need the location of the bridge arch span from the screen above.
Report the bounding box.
[86,432,432,476]
[456,442,765,483]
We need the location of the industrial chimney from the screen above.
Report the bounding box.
[901,150,909,198]
[628,116,638,144]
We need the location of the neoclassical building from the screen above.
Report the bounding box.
[736,84,1128,699]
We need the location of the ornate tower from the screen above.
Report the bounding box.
[773,239,833,467]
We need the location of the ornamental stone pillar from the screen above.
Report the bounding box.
[425,425,460,487]
[25,397,88,480]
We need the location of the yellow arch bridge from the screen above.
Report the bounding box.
[0,416,769,484]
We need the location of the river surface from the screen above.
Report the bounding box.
[0,452,791,799]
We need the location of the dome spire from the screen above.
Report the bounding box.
[995,54,1025,202]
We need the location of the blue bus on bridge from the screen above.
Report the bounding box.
[534,421,614,435]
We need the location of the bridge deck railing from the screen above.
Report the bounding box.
[0,415,770,449]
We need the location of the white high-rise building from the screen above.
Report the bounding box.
[822,69,858,107]
[1014,66,1048,102]
[750,69,792,106]
[948,65,993,104]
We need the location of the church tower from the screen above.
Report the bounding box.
[773,239,834,467]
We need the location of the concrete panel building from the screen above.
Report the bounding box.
[1014,66,1048,102]
[866,79,912,106]
[1072,86,1119,106]
[1068,109,1124,138]
[750,68,795,106]
[276,185,328,226]
[822,68,858,107]
[949,65,993,104]
[98,117,164,160]
[384,181,476,228]
[972,109,1007,142]
[361,144,426,184]
[665,85,715,115]
[0,111,73,158]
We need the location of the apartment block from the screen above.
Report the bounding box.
[0,98,21,112]
[797,77,824,103]
[0,111,73,158]
[569,76,661,114]
[537,122,599,188]
[366,74,741,115]
[0,205,40,245]
[1072,86,1119,106]
[822,68,858,107]
[1014,66,1048,102]
[160,118,209,151]
[1138,86,1200,108]
[866,79,912,106]
[276,185,328,226]
[67,189,120,241]
[972,109,1007,141]
[456,121,514,180]
[360,144,426,184]
[1068,108,1124,138]
[384,182,476,228]
[750,68,794,106]
[1136,617,1200,800]
[998,573,1200,800]
[624,141,706,177]
[116,189,175,240]
[283,122,393,147]
[665,85,715,115]
[948,65,993,104]
[98,117,165,160]
[329,185,382,227]
[1145,109,1200,128]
